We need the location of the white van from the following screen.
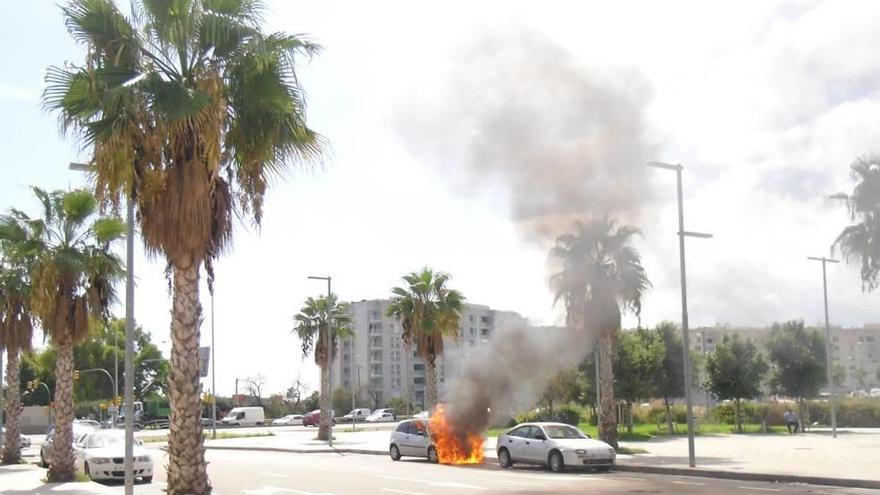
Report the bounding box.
[222,407,265,427]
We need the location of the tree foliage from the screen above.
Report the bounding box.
[766,320,827,400]
[831,155,880,291]
[704,334,768,432]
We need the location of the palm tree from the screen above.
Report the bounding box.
[386,268,465,410]
[292,294,352,441]
[0,256,34,464]
[44,2,324,491]
[831,155,880,291]
[549,218,650,449]
[0,188,123,480]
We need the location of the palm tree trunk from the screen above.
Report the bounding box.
[2,349,22,465]
[598,326,618,449]
[318,357,331,441]
[48,343,75,482]
[404,342,413,415]
[425,354,438,411]
[166,263,210,495]
[664,396,674,436]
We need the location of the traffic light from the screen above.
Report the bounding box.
[99,402,108,411]
[73,370,80,380]
[115,396,122,407]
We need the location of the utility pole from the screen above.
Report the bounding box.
[808,256,839,438]
[211,290,217,439]
[648,161,712,468]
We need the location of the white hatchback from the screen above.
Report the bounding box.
[389,419,438,463]
[75,430,153,482]
[497,423,615,473]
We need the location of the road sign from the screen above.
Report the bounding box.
[199,346,211,378]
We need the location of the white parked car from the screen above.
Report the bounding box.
[222,406,266,427]
[343,408,371,423]
[1,427,31,448]
[365,411,395,423]
[74,430,153,482]
[272,414,304,426]
[413,410,430,419]
[41,423,97,468]
[389,419,438,463]
[497,422,615,473]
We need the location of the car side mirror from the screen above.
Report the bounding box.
[534,433,546,441]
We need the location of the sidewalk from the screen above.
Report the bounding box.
[199,427,880,488]
[0,463,113,495]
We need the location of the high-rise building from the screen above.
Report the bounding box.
[336,299,527,409]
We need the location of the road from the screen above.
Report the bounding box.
[60,446,877,495]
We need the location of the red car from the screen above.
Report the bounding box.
[303,409,335,427]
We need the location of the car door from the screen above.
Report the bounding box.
[519,426,546,463]
[393,421,415,456]
[408,420,431,457]
[501,426,528,462]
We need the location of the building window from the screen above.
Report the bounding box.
[469,315,475,323]
[867,336,875,342]
[414,377,425,385]
[481,328,490,337]
[371,350,382,362]
[370,336,382,348]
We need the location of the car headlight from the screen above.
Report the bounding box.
[90,457,111,464]
[575,449,587,455]
[136,456,151,463]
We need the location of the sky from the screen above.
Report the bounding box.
[1,0,878,397]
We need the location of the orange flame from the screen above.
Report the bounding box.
[429,404,484,465]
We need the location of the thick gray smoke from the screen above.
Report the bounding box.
[398,30,657,446]
[398,30,656,243]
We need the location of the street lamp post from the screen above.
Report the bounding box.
[211,290,217,439]
[808,256,839,438]
[308,275,333,448]
[648,161,712,468]
[70,161,135,495]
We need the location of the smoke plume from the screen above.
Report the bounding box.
[398,29,658,449]
[398,29,657,244]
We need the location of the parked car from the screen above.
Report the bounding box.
[303,409,335,427]
[272,414,304,426]
[1,427,31,448]
[342,408,372,423]
[365,411,395,423]
[497,422,615,473]
[41,423,97,468]
[74,419,102,429]
[74,430,153,482]
[221,406,266,427]
[372,408,396,419]
[389,419,438,463]
[413,410,430,419]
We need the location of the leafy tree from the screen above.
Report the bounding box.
[766,320,827,420]
[0,242,35,464]
[550,218,650,448]
[539,368,586,414]
[831,155,880,291]
[302,391,320,413]
[704,334,768,432]
[650,321,685,436]
[386,268,465,410]
[614,328,659,433]
[0,188,123,481]
[292,293,352,441]
[385,396,414,414]
[45,1,325,491]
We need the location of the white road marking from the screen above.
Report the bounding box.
[673,480,706,486]
[737,487,781,492]
[377,475,488,490]
[613,476,646,481]
[242,486,336,495]
[381,489,428,495]
[260,472,290,479]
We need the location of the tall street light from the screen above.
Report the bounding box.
[308,275,333,448]
[211,289,217,439]
[70,162,136,495]
[808,256,839,438]
[647,160,712,468]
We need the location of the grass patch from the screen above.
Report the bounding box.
[140,431,274,443]
[617,446,649,455]
[487,422,787,441]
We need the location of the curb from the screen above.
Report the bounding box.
[614,464,880,490]
[206,445,389,456]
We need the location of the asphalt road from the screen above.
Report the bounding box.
[73,447,877,495]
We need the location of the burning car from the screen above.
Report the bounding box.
[389,419,438,463]
[497,422,615,472]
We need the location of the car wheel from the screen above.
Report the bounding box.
[498,448,513,468]
[548,451,565,473]
[427,446,439,464]
[390,445,402,461]
[143,476,153,483]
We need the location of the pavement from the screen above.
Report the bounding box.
[6,426,880,494]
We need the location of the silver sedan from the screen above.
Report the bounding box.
[497,422,615,472]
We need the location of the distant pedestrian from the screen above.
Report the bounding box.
[783,410,799,434]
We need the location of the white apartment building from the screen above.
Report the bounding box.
[336,299,527,408]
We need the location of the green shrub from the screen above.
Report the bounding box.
[511,405,582,426]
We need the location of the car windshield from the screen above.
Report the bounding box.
[542,425,587,439]
[85,432,143,448]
